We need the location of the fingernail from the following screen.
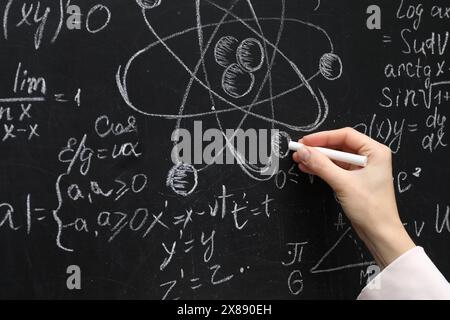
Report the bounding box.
[298,146,310,163]
[292,152,300,162]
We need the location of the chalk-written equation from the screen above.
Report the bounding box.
[2,0,111,49]
[0,0,449,300]
[0,111,283,299]
[0,62,80,142]
[368,0,449,154]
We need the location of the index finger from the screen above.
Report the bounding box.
[301,127,376,153]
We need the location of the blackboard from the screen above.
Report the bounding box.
[0,0,449,300]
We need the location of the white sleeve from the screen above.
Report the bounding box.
[358,246,450,300]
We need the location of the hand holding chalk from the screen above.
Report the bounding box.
[289,141,368,167]
[291,128,416,270]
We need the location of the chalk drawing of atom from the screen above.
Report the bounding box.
[117,0,343,197]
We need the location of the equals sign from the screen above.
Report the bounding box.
[383,35,392,43]
[54,94,68,103]
[408,124,418,132]
[34,208,47,221]
[97,149,108,159]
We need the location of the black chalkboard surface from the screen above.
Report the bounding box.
[0,0,449,299]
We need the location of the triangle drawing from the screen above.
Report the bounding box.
[310,227,376,274]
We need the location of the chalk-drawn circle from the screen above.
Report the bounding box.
[214,36,239,68]
[271,131,291,159]
[236,38,264,72]
[135,0,162,9]
[319,53,343,81]
[167,163,198,197]
[222,63,255,98]
[86,5,111,34]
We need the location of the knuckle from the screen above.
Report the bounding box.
[343,127,354,134]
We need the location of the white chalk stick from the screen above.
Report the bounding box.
[288,141,368,167]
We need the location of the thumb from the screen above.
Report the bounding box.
[295,145,346,190]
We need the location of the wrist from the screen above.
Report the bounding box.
[362,221,416,269]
